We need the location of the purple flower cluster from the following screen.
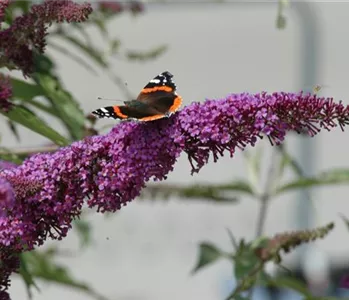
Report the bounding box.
[0,178,14,218]
[0,75,12,112]
[0,164,19,300]
[0,161,16,172]
[0,0,93,76]
[177,92,349,172]
[98,1,144,15]
[0,0,9,25]
[0,91,349,296]
[0,247,19,300]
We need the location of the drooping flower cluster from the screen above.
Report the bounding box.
[255,222,335,262]
[98,1,144,15]
[0,0,93,76]
[0,92,349,296]
[0,75,12,112]
[0,92,348,249]
[0,164,19,300]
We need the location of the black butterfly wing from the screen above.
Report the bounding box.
[92,105,166,121]
[135,71,182,115]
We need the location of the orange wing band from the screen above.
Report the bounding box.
[141,86,173,93]
[139,114,166,122]
[168,96,182,113]
[113,106,128,119]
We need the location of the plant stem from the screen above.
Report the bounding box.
[255,147,280,238]
[246,147,281,299]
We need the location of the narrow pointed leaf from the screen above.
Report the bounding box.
[276,169,349,195]
[59,35,108,68]
[226,228,238,250]
[35,74,85,140]
[143,180,253,203]
[267,277,312,297]
[19,254,40,299]
[10,78,44,101]
[126,45,168,61]
[48,41,98,75]
[1,105,69,146]
[22,250,108,300]
[73,219,92,248]
[10,77,57,115]
[192,243,223,274]
[340,214,349,232]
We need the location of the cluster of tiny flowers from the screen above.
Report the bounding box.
[176,92,349,172]
[255,222,334,261]
[0,0,93,76]
[0,161,16,172]
[0,92,348,250]
[98,1,144,15]
[0,247,19,300]
[0,0,9,25]
[0,163,19,300]
[0,92,348,297]
[0,75,12,112]
[0,178,14,218]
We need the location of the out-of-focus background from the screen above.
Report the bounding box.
[5,1,349,299]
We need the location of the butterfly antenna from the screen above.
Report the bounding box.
[97,97,124,102]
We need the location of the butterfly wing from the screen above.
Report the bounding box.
[91,71,182,121]
[91,105,165,121]
[135,71,182,115]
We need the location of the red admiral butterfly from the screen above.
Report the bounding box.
[92,71,182,122]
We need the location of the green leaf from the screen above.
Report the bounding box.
[0,151,23,164]
[192,243,223,274]
[126,45,168,61]
[10,77,57,116]
[222,180,255,195]
[91,17,109,39]
[48,41,98,75]
[244,148,262,194]
[234,245,260,281]
[276,169,349,195]
[19,254,40,300]
[73,219,92,249]
[21,249,108,300]
[1,105,69,146]
[267,277,312,297]
[276,0,288,30]
[9,1,31,12]
[10,78,44,101]
[226,228,238,250]
[7,119,20,141]
[35,74,85,140]
[340,214,349,232]
[276,14,287,29]
[143,179,253,203]
[59,35,108,68]
[70,23,93,46]
[33,53,56,76]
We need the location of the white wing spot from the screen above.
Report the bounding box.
[150,79,161,84]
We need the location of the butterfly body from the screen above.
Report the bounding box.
[92,71,182,122]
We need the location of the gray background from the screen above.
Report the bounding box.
[4,2,349,299]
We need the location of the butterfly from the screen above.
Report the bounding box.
[91,71,182,121]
